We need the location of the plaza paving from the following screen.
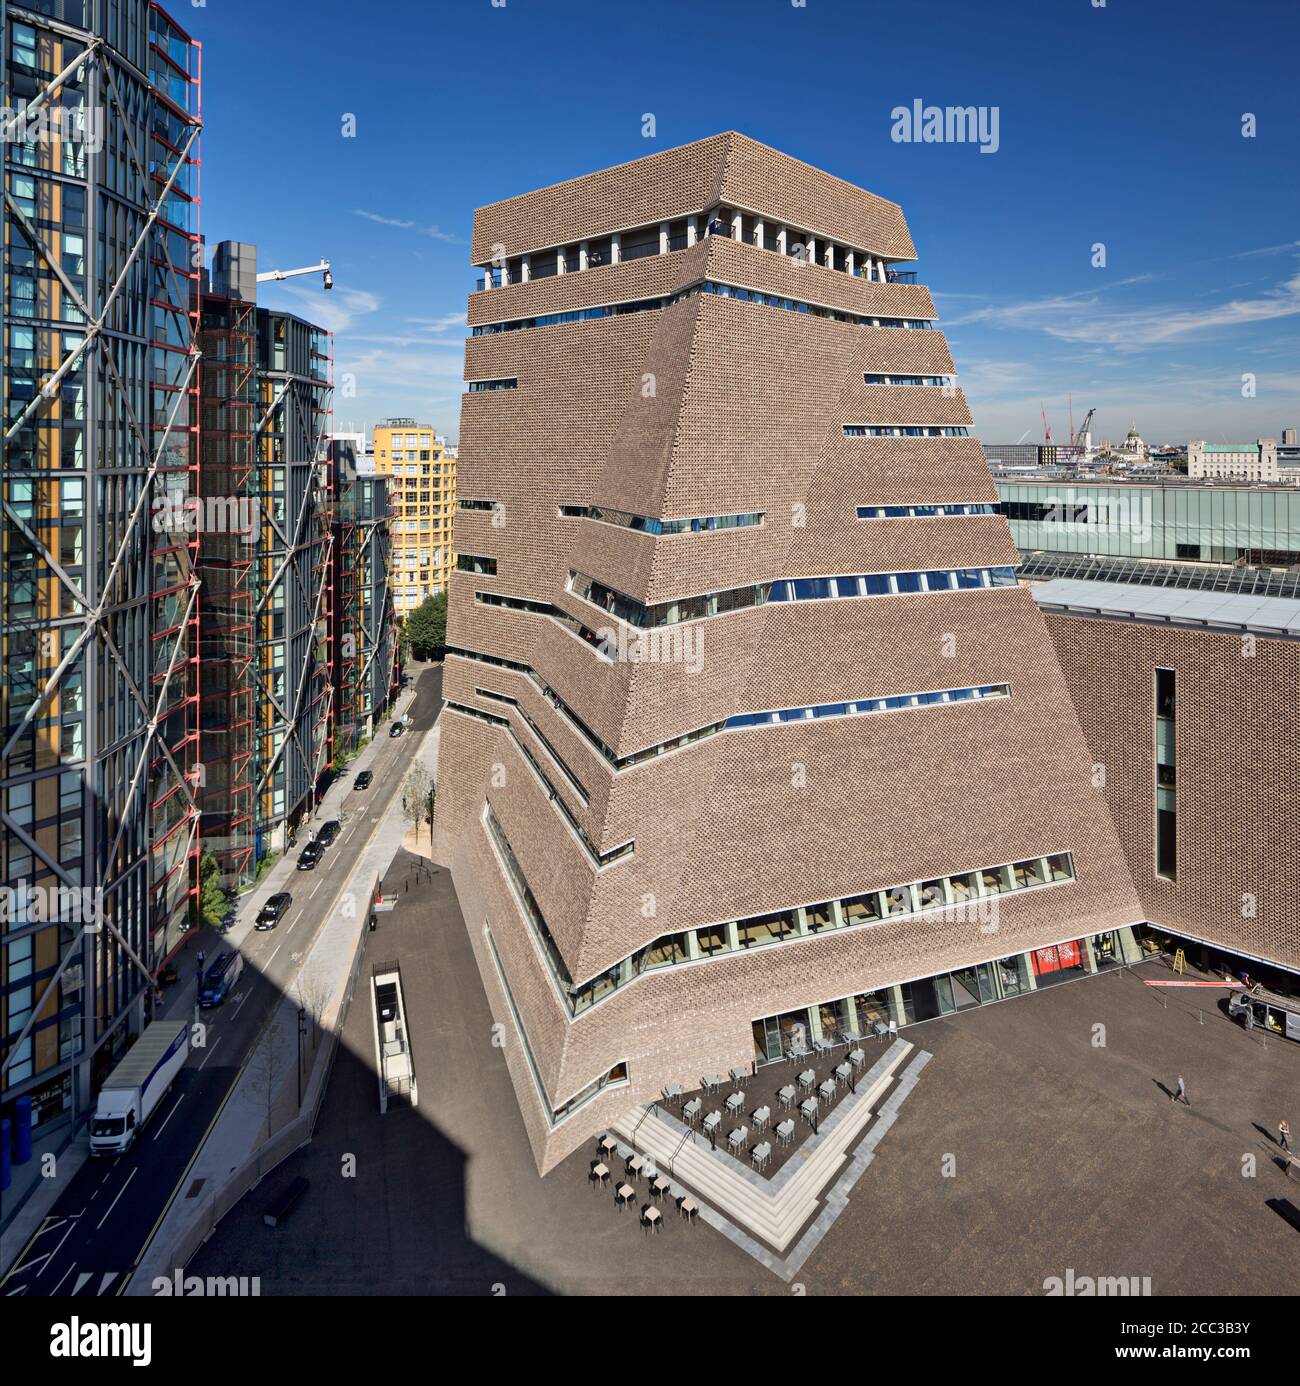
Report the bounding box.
[192,857,1299,1295]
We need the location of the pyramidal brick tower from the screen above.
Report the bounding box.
[433,133,1143,1174]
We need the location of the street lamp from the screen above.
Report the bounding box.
[296,1005,308,1108]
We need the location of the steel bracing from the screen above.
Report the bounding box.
[1,4,202,1095]
[248,346,335,822]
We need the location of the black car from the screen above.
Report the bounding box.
[255,892,292,930]
[388,720,405,738]
[315,820,341,848]
[353,770,373,790]
[296,842,323,871]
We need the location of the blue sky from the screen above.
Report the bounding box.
[189,0,1300,447]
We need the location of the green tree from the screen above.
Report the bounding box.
[403,590,447,662]
[198,851,227,929]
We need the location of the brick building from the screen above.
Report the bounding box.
[432,134,1145,1173]
[1033,579,1300,976]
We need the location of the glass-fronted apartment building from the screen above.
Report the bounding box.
[2,0,201,1134]
[372,419,456,615]
[251,307,332,852]
[196,244,335,885]
[330,438,398,747]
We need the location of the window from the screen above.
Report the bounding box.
[1155,668,1176,879]
[737,912,796,948]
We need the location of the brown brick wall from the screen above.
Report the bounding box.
[1045,611,1300,971]
[437,138,1143,1174]
[470,132,914,267]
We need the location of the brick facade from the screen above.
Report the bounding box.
[1044,612,1300,973]
[436,135,1144,1173]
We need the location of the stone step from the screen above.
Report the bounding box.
[612,1039,915,1250]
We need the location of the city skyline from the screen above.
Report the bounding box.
[187,0,1300,444]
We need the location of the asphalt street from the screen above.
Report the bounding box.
[0,665,442,1299]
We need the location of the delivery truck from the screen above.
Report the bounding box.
[89,1019,190,1156]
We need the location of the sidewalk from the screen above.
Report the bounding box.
[125,693,432,1293]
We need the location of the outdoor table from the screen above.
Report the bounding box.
[835,1062,852,1086]
[848,1048,865,1069]
[679,1197,698,1224]
[818,1078,836,1103]
[652,1175,672,1200]
[600,1135,619,1156]
[641,1205,662,1233]
[729,1066,749,1086]
[752,1105,771,1131]
[813,1038,833,1055]
[787,1045,811,1061]
[591,1161,609,1183]
[751,1141,772,1171]
[663,1083,683,1104]
[702,1074,723,1093]
[840,1030,863,1045]
[800,1097,818,1123]
[626,1154,644,1178]
[683,1097,702,1124]
[703,1110,722,1134]
[725,1092,744,1117]
[776,1119,796,1145]
[798,1069,816,1090]
[727,1125,748,1152]
[616,1183,636,1209]
[778,1085,797,1108]
[872,1021,890,1039]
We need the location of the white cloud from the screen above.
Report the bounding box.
[263,282,380,335]
[944,264,1300,349]
[405,312,467,334]
[351,208,462,243]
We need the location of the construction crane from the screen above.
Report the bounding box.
[256,259,333,291]
[1070,406,1096,459]
[1040,402,1053,445]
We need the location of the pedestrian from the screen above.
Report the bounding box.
[197,949,205,967]
[1170,1073,1189,1106]
[1281,1119,1293,1154]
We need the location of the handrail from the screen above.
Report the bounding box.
[667,1123,695,1179]
[629,1100,658,1143]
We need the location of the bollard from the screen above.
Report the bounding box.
[15,1095,33,1165]
[1,1118,11,1192]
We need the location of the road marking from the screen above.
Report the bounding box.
[73,1271,93,1294]
[50,1262,77,1296]
[152,1093,185,1140]
[198,1036,222,1069]
[16,1215,79,1277]
[5,1284,28,1295]
[97,1271,118,1295]
[231,990,250,1017]
[266,943,281,967]
[308,879,323,899]
[95,1167,136,1231]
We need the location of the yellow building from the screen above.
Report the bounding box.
[371,419,457,615]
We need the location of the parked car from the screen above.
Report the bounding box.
[156,962,179,987]
[388,720,405,738]
[315,820,341,848]
[296,842,323,871]
[199,950,244,1008]
[353,770,373,790]
[255,892,292,931]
